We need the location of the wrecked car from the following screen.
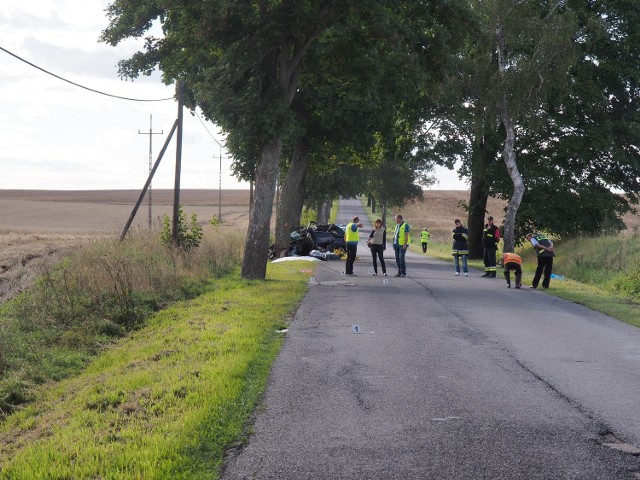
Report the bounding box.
[270,222,346,259]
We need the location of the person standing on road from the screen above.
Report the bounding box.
[526,232,555,289]
[482,216,501,278]
[420,227,430,253]
[367,219,387,276]
[393,214,410,277]
[344,216,363,277]
[502,252,523,288]
[452,219,469,277]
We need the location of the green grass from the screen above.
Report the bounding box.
[0,231,241,416]
[0,261,313,479]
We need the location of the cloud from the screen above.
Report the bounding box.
[0,7,70,31]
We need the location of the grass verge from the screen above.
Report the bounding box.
[0,261,312,479]
[0,229,241,416]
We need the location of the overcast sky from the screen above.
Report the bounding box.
[0,0,466,191]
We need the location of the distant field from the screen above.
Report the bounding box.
[0,189,251,233]
[0,189,252,303]
[398,190,640,243]
[388,190,507,244]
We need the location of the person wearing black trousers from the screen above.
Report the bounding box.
[344,216,363,276]
[367,219,387,276]
[526,233,555,288]
[482,216,500,278]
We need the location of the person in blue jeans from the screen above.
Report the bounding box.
[393,214,410,277]
[451,219,469,276]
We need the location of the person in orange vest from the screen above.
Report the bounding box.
[502,252,523,289]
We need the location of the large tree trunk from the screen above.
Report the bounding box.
[467,171,489,259]
[497,24,524,254]
[499,105,524,253]
[274,137,310,257]
[240,17,328,279]
[467,103,503,258]
[467,122,492,259]
[317,202,331,224]
[241,138,282,279]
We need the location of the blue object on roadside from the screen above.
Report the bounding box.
[550,273,565,280]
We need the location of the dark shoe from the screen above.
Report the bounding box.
[507,283,511,288]
[400,273,406,277]
[529,285,536,289]
[481,273,490,277]
[489,272,497,278]
[395,273,402,277]
[372,273,377,276]
[515,285,521,289]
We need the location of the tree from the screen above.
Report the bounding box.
[510,0,640,237]
[273,0,467,254]
[102,0,343,279]
[419,1,578,252]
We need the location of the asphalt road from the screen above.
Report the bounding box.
[222,199,640,479]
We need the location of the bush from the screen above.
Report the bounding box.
[160,206,203,249]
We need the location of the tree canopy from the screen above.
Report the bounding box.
[102,0,640,268]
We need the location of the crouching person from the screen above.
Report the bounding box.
[503,252,523,289]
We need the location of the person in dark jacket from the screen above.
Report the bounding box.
[482,216,501,278]
[526,233,555,288]
[451,219,469,276]
[367,219,387,276]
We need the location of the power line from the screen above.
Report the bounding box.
[0,45,173,102]
[194,110,225,148]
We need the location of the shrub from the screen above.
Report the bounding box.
[160,207,203,249]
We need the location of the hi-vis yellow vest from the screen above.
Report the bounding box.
[345,223,359,243]
[421,230,430,242]
[396,222,409,245]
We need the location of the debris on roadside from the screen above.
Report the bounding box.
[270,222,346,261]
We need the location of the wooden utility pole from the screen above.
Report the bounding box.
[138,114,163,228]
[120,120,178,241]
[218,144,223,222]
[172,80,185,246]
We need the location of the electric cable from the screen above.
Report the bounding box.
[0,44,173,102]
[185,91,226,149]
[194,110,225,148]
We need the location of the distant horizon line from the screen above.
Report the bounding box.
[0,187,471,192]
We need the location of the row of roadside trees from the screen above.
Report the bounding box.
[101,0,640,279]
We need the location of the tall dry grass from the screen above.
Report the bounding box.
[0,227,242,415]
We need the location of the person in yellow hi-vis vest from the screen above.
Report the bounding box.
[344,216,363,276]
[393,214,410,277]
[420,227,430,253]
